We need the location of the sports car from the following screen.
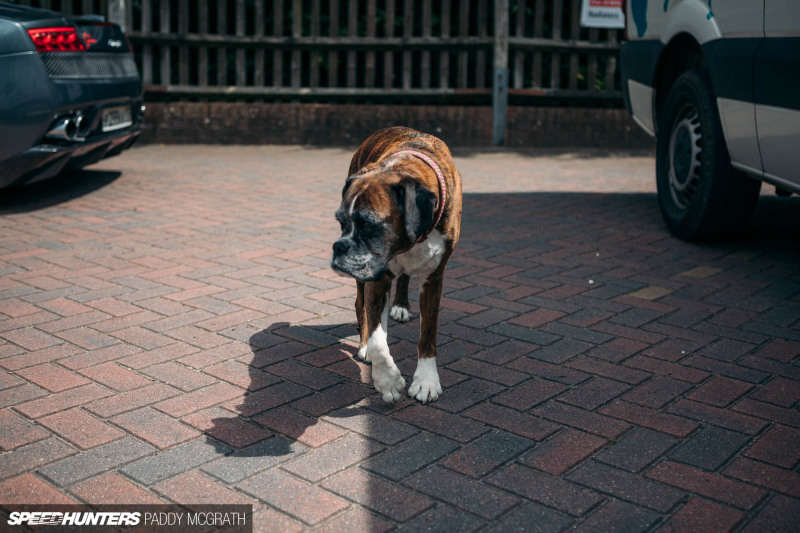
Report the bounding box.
[0,2,143,189]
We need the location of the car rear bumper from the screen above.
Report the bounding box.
[0,125,140,189]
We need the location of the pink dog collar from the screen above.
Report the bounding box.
[392,150,447,243]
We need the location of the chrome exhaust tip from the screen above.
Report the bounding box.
[45,113,86,142]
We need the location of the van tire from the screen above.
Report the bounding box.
[656,69,761,240]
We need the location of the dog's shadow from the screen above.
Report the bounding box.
[204,319,418,457]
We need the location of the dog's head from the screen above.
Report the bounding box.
[330,156,438,282]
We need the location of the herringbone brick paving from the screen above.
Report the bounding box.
[1,145,799,532]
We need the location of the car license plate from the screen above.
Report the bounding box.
[101,106,133,132]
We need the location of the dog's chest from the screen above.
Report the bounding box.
[388,230,446,278]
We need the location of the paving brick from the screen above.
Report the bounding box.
[724,457,800,499]
[465,402,560,441]
[16,363,91,392]
[647,460,766,509]
[202,437,307,484]
[520,428,606,476]
[566,356,650,385]
[154,382,243,417]
[404,465,519,519]
[78,362,152,391]
[596,428,679,472]
[622,375,692,409]
[15,383,112,419]
[558,377,630,410]
[686,375,754,407]
[291,382,371,417]
[0,409,49,450]
[69,472,164,504]
[38,408,123,450]
[483,502,573,533]
[154,470,255,506]
[741,494,800,533]
[446,358,528,386]
[439,429,534,478]
[113,407,201,449]
[576,500,660,533]
[121,438,229,486]
[493,377,568,410]
[507,357,591,385]
[396,504,484,533]
[624,355,709,383]
[394,404,488,443]
[743,424,800,468]
[667,399,768,435]
[657,497,745,533]
[362,432,459,481]
[84,383,180,417]
[600,401,700,438]
[488,463,604,516]
[282,433,384,482]
[684,355,770,384]
[254,406,348,447]
[140,361,218,391]
[264,359,343,390]
[0,344,82,371]
[59,343,141,370]
[431,378,505,413]
[316,507,394,533]
[533,401,631,439]
[239,469,348,525]
[732,397,800,427]
[568,461,685,512]
[205,360,282,391]
[182,406,272,449]
[1,327,63,351]
[40,437,155,487]
[323,406,418,445]
[750,376,800,407]
[0,473,76,505]
[321,467,433,522]
[0,437,76,480]
[669,425,750,471]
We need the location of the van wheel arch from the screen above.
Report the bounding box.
[653,34,706,134]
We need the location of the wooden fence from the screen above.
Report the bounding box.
[15,0,623,105]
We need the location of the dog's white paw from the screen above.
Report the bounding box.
[390,305,411,323]
[372,362,406,403]
[408,358,441,403]
[357,345,369,362]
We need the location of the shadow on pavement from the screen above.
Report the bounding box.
[0,169,121,214]
[201,189,798,529]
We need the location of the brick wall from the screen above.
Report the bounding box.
[140,102,654,149]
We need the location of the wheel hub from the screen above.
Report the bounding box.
[668,109,702,210]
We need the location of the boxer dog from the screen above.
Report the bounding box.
[331,127,462,403]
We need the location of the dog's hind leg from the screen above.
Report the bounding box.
[355,280,370,361]
[390,274,412,323]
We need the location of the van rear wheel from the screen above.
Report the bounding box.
[656,69,761,240]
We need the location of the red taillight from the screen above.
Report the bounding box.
[27,27,86,52]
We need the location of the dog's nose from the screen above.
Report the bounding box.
[333,240,350,255]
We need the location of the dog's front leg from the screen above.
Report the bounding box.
[365,278,406,403]
[409,271,444,403]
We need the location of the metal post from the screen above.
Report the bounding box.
[107,0,129,31]
[493,0,509,145]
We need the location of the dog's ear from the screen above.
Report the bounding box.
[342,175,358,198]
[394,180,437,242]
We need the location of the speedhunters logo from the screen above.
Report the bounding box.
[8,512,140,526]
[4,505,252,531]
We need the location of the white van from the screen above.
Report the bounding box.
[621,0,799,240]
